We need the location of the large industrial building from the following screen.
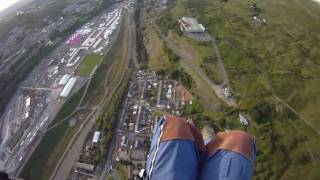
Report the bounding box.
[60,77,77,97]
[59,74,71,86]
[178,17,205,33]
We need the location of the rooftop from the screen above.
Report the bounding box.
[178,17,205,33]
[92,131,100,143]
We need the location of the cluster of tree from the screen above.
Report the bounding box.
[181,99,224,132]
[135,0,148,69]
[96,75,130,162]
[155,42,194,89]
[249,101,275,124]
[156,14,181,36]
[170,68,195,89]
[183,98,204,115]
[200,56,224,84]
[146,87,157,106]
[163,43,180,62]
[157,65,195,89]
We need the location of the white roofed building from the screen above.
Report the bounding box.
[92,131,101,144]
[60,77,77,97]
[239,114,249,126]
[178,17,205,33]
[25,96,31,107]
[59,74,71,86]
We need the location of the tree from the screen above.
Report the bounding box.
[250,101,274,124]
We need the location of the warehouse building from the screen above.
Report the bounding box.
[59,74,71,86]
[60,77,77,97]
[25,96,31,119]
[178,17,205,33]
[75,162,95,172]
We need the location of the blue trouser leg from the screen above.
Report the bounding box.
[145,115,256,180]
[199,140,256,180]
[145,116,204,180]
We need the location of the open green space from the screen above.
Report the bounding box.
[154,0,320,179]
[116,163,129,180]
[49,87,84,127]
[142,13,169,70]
[201,56,224,84]
[19,116,83,180]
[76,53,103,76]
[19,87,88,180]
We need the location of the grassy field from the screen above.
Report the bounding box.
[19,110,90,180]
[106,22,129,88]
[142,12,169,71]
[48,87,84,127]
[19,87,88,180]
[155,0,320,179]
[106,56,129,87]
[116,163,129,180]
[76,53,103,76]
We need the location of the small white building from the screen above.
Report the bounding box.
[239,114,249,126]
[223,87,232,98]
[92,131,101,144]
[25,96,31,108]
[25,96,31,119]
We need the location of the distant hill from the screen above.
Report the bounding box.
[0,0,34,22]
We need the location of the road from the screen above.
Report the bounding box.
[210,36,229,86]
